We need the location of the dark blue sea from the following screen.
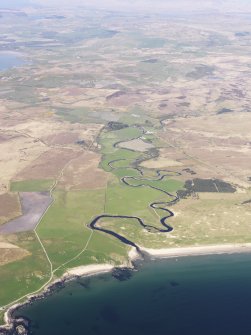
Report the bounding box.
[15,254,251,335]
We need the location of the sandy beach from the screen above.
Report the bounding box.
[64,264,114,277]
[141,243,251,258]
[3,243,251,331]
[1,264,114,326]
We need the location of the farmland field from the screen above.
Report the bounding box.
[0,4,251,326]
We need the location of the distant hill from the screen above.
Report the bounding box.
[0,0,32,9]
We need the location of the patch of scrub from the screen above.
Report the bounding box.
[185,178,236,193]
[0,245,30,266]
[117,138,154,152]
[0,193,21,225]
[0,192,52,234]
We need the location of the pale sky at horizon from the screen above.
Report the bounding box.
[1,0,251,13]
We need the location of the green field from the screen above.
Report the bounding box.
[37,189,128,270]
[10,180,54,192]
[94,123,185,248]
[99,126,144,171]
[2,8,251,327]
[0,121,185,319]
[0,232,50,306]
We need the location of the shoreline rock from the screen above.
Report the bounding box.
[2,243,251,334]
[0,263,119,335]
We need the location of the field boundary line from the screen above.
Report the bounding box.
[0,138,97,312]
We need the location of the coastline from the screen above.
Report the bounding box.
[141,243,251,259]
[2,243,251,333]
[0,263,117,335]
[63,263,114,277]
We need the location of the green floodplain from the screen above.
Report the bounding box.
[0,116,185,317]
[1,10,251,330]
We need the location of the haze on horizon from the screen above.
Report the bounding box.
[1,0,251,13]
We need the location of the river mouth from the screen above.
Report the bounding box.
[0,51,27,71]
[13,253,251,335]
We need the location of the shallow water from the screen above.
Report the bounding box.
[0,52,26,71]
[15,254,251,335]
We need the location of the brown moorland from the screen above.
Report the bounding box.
[15,148,81,181]
[57,151,109,190]
[0,193,21,226]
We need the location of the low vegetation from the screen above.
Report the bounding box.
[10,180,53,193]
[1,8,251,324]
